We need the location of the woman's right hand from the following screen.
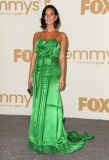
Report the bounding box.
[28,76,33,86]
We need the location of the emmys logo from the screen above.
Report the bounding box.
[79,97,109,112]
[81,0,109,15]
[66,50,109,60]
[0,94,31,108]
[14,49,32,62]
[0,0,39,15]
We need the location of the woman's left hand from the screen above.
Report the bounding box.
[59,76,65,90]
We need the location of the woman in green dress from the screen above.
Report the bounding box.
[28,5,94,154]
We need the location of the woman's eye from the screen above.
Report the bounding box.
[45,13,54,16]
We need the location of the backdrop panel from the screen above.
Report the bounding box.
[0,0,109,120]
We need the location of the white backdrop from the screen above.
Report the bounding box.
[0,0,109,120]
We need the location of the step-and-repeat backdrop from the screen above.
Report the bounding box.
[0,0,109,120]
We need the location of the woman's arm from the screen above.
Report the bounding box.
[28,33,38,86]
[59,32,67,90]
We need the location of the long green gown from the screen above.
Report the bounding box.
[28,32,94,154]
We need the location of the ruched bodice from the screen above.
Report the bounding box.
[35,38,60,57]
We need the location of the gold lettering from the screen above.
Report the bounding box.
[99,98,109,112]
[9,94,23,103]
[8,1,23,10]
[90,0,103,14]
[14,49,22,62]
[0,94,8,103]
[0,94,31,108]
[87,98,100,111]
[24,95,31,108]
[45,0,51,6]
[89,50,105,60]
[22,50,32,62]
[66,50,72,59]
[0,1,7,10]
[0,1,39,14]
[102,0,109,14]
[106,50,109,58]
[33,1,39,11]
[79,97,109,112]
[73,50,88,59]
[79,97,87,111]
[81,0,90,15]
[23,1,32,15]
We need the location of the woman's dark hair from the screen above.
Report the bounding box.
[40,5,60,29]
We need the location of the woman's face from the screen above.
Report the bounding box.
[44,8,57,26]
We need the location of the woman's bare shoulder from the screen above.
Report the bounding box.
[58,32,67,43]
[33,31,41,40]
[59,32,67,38]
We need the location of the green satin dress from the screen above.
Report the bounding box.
[28,33,94,154]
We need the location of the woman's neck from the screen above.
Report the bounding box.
[45,26,57,32]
